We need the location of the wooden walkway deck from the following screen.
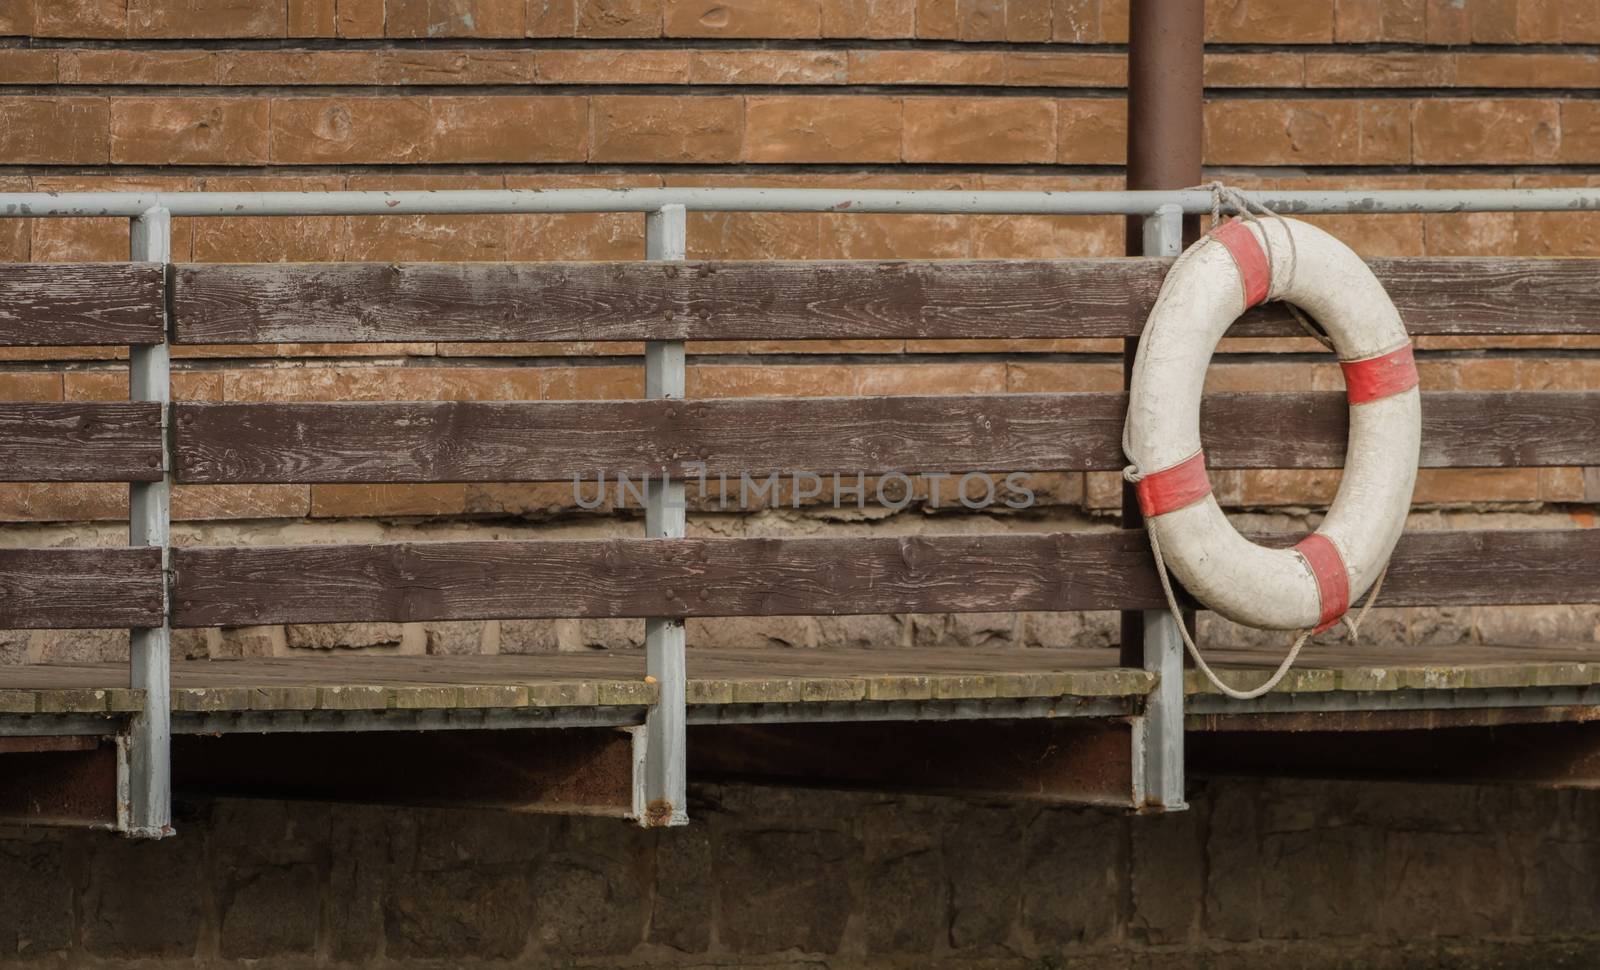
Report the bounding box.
[1,642,1597,719]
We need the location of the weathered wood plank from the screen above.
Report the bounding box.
[172,391,1600,484]
[0,548,164,629]
[170,258,1600,344]
[0,263,166,346]
[0,404,164,482]
[171,532,1162,626]
[170,528,1600,627]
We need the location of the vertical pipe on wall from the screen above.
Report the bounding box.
[642,204,689,827]
[1121,0,1205,668]
[127,208,173,838]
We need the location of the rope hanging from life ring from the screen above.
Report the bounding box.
[1122,184,1421,700]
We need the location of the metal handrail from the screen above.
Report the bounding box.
[3,186,1600,218]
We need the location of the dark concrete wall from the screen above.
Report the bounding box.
[2,777,1597,968]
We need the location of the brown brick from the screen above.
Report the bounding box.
[688,212,823,259]
[1455,53,1600,88]
[1206,0,1333,42]
[1305,53,1453,88]
[574,0,661,36]
[385,0,526,35]
[191,174,351,262]
[539,49,688,83]
[0,50,57,84]
[0,1,33,34]
[1005,52,1124,87]
[688,363,861,398]
[0,98,109,164]
[0,371,63,401]
[62,49,216,84]
[1005,0,1051,40]
[542,364,643,399]
[663,0,820,36]
[1558,101,1600,165]
[849,50,1003,85]
[690,50,844,85]
[817,212,973,258]
[1423,0,1468,43]
[430,96,587,162]
[269,97,431,164]
[312,484,468,517]
[1204,100,1409,166]
[590,95,742,162]
[0,482,125,522]
[336,0,385,34]
[1412,99,1559,166]
[744,96,900,163]
[903,97,1054,164]
[527,0,576,34]
[223,366,542,403]
[289,0,338,33]
[126,0,288,37]
[110,97,271,165]
[1516,0,1600,42]
[1334,0,1425,41]
[821,0,914,37]
[1468,0,1519,41]
[175,485,311,521]
[1050,0,1114,41]
[917,0,957,36]
[1005,361,1120,393]
[1057,99,1124,164]
[1203,52,1302,88]
[33,0,128,36]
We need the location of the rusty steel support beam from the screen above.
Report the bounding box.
[0,739,124,831]
[172,728,645,820]
[688,720,1141,809]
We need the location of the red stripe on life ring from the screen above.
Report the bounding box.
[1135,451,1212,518]
[1209,220,1271,308]
[1294,533,1350,633]
[1342,343,1418,405]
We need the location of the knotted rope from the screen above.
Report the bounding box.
[1122,182,1388,700]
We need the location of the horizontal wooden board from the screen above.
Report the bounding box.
[170,528,1600,627]
[170,258,1600,344]
[0,262,166,346]
[0,548,164,629]
[173,391,1600,484]
[0,404,164,482]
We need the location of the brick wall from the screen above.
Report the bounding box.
[1,0,1597,664]
[3,779,1599,965]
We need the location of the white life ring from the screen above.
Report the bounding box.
[1124,216,1420,633]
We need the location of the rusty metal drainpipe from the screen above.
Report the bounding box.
[1120,0,1204,667]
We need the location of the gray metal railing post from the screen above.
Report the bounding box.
[641,204,689,827]
[1132,203,1188,812]
[127,207,173,837]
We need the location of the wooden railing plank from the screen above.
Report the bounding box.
[0,404,165,482]
[0,263,166,346]
[173,391,1600,484]
[0,548,164,629]
[171,258,1600,344]
[170,529,1600,627]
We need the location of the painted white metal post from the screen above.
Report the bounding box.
[642,204,689,826]
[127,207,173,837]
[1134,203,1188,812]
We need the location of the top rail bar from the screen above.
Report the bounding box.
[4,188,1600,219]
